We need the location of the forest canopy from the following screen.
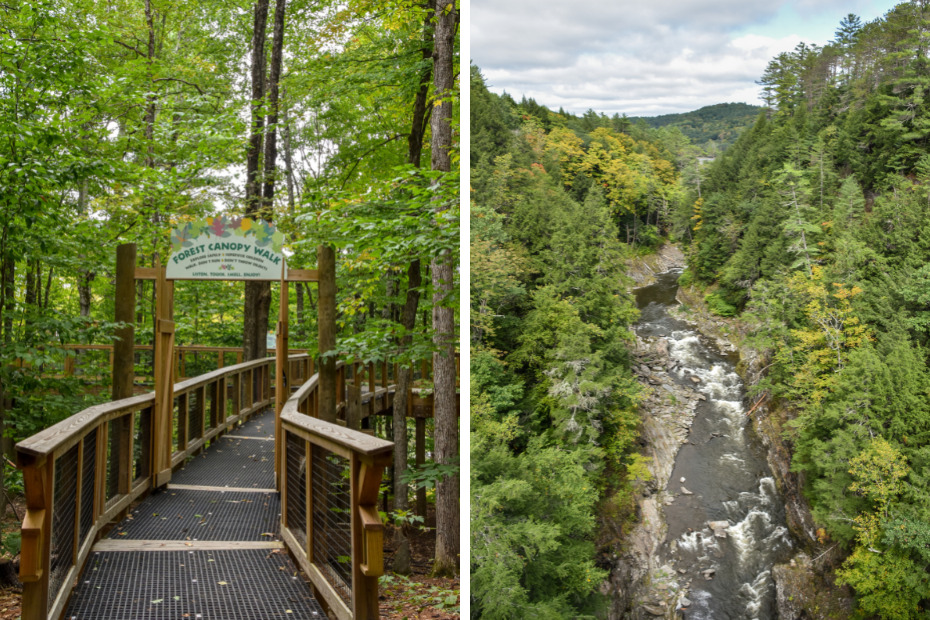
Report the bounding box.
[470,65,685,617]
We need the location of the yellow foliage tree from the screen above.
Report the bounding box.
[784,266,872,403]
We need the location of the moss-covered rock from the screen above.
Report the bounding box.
[773,553,854,619]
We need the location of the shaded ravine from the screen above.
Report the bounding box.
[634,270,794,619]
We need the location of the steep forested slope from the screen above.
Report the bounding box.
[677,4,930,617]
[470,66,683,617]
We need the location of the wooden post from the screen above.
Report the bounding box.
[112,245,136,499]
[218,377,227,424]
[305,442,313,559]
[275,267,288,489]
[152,264,175,488]
[19,456,51,620]
[346,384,361,430]
[351,455,385,620]
[318,245,337,423]
[368,362,375,419]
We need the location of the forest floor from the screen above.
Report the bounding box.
[0,495,458,620]
[0,494,23,620]
[379,507,460,619]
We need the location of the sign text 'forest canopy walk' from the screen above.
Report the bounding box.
[166,216,286,280]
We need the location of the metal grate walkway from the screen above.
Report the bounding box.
[64,409,328,619]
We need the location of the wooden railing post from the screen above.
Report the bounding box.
[352,456,387,620]
[347,383,362,431]
[152,265,175,488]
[113,247,137,498]
[276,273,288,489]
[368,363,375,420]
[113,244,137,497]
[19,455,51,620]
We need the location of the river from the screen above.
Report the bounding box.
[633,270,794,619]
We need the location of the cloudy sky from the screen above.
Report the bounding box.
[471,0,903,117]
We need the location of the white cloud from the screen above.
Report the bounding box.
[472,0,900,116]
[481,40,784,116]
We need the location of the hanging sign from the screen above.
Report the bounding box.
[166,216,286,280]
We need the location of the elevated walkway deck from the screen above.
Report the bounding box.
[65,410,327,619]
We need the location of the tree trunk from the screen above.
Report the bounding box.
[392,8,434,573]
[391,259,421,575]
[143,0,157,173]
[429,0,458,578]
[242,0,270,362]
[317,245,337,422]
[261,0,286,214]
[78,271,95,318]
[245,0,268,214]
[43,266,52,309]
[295,281,304,337]
[24,261,36,309]
[407,5,435,168]
[282,96,297,211]
[0,255,14,466]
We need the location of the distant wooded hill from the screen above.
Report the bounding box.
[630,102,763,150]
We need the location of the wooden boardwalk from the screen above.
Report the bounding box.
[16,352,456,620]
[64,409,328,619]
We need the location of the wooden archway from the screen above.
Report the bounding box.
[116,243,336,491]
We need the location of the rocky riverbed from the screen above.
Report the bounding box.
[610,245,853,619]
[606,332,707,619]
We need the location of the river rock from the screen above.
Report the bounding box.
[773,552,854,619]
[689,375,701,384]
[680,486,693,495]
[702,568,715,580]
[679,597,691,608]
[708,520,729,538]
[679,476,686,483]
[641,604,666,616]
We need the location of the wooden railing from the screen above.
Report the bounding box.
[279,371,392,620]
[14,354,308,620]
